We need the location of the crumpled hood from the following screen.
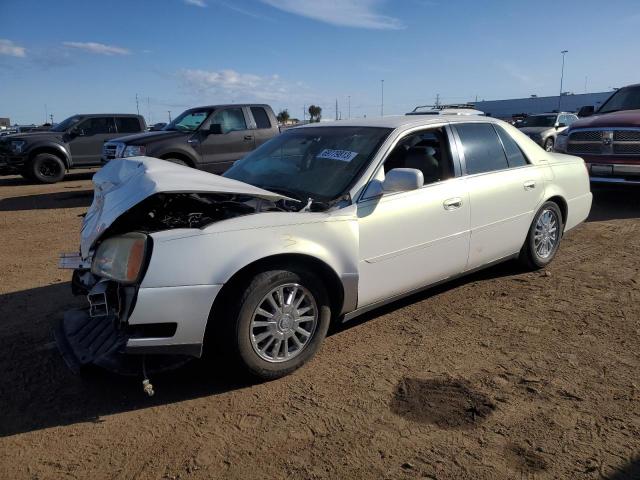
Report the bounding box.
[80,157,292,258]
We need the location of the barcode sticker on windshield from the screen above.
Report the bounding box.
[317,149,358,162]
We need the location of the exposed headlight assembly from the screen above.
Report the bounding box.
[123,145,146,157]
[10,140,26,153]
[91,233,150,284]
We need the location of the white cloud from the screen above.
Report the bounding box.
[177,68,311,103]
[0,39,26,57]
[259,0,403,29]
[62,41,130,56]
[184,0,207,7]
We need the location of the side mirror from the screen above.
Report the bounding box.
[208,123,223,135]
[577,105,595,117]
[556,122,567,129]
[382,168,424,193]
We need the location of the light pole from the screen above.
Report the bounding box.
[558,50,568,111]
[347,96,351,119]
[380,80,384,117]
[167,110,172,122]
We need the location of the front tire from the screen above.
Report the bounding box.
[30,153,66,183]
[217,269,331,380]
[519,201,563,269]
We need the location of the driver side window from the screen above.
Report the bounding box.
[382,127,454,185]
[209,108,247,134]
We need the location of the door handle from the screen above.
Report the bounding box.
[443,197,463,210]
[244,135,254,141]
[523,180,536,191]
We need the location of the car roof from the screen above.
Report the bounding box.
[186,104,270,110]
[528,112,574,116]
[76,113,143,117]
[292,114,500,131]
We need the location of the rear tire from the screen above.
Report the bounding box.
[30,153,66,183]
[519,201,563,270]
[212,268,331,380]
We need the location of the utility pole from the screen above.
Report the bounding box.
[147,96,151,124]
[135,93,140,116]
[584,76,588,94]
[435,93,440,108]
[303,105,306,123]
[348,96,351,119]
[49,114,54,124]
[167,110,172,122]
[558,50,568,111]
[44,104,48,125]
[381,80,384,117]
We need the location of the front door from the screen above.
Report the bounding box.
[356,126,470,307]
[69,117,119,165]
[196,107,255,174]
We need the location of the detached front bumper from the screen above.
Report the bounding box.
[56,254,221,374]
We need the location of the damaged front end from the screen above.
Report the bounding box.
[56,157,295,375]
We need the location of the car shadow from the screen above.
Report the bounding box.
[588,185,640,222]
[0,282,258,438]
[0,171,95,187]
[0,260,521,438]
[331,259,520,336]
[0,189,94,211]
[605,457,640,480]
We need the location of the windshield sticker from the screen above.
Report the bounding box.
[317,149,358,162]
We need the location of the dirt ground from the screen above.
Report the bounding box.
[0,171,639,480]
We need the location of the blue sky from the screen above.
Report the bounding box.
[1,0,639,124]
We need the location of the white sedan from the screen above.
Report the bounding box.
[57,115,592,380]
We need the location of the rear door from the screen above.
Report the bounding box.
[196,107,255,174]
[249,106,276,148]
[115,116,143,135]
[69,116,118,165]
[452,122,544,270]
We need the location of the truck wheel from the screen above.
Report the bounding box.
[30,153,66,183]
[217,268,331,380]
[519,201,563,270]
[544,138,554,152]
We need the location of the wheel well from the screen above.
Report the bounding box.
[28,147,69,168]
[209,254,345,326]
[160,152,194,167]
[546,195,567,226]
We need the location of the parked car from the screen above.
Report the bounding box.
[57,116,592,381]
[0,114,146,183]
[555,83,640,184]
[148,122,167,131]
[102,104,279,174]
[516,112,578,151]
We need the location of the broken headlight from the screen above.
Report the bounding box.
[91,233,150,284]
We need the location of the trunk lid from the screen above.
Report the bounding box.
[80,157,292,258]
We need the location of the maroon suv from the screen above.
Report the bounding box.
[555,83,640,185]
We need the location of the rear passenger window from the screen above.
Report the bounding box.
[494,125,528,168]
[251,107,271,129]
[456,123,508,175]
[116,117,141,133]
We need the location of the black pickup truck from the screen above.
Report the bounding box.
[0,113,146,183]
[102,104,279,173]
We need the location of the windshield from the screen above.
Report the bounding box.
[223,127,392,202]
[164,109,211,132]
[598,86,640,114]
[51,115,83,132]
[519,115,557,127]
